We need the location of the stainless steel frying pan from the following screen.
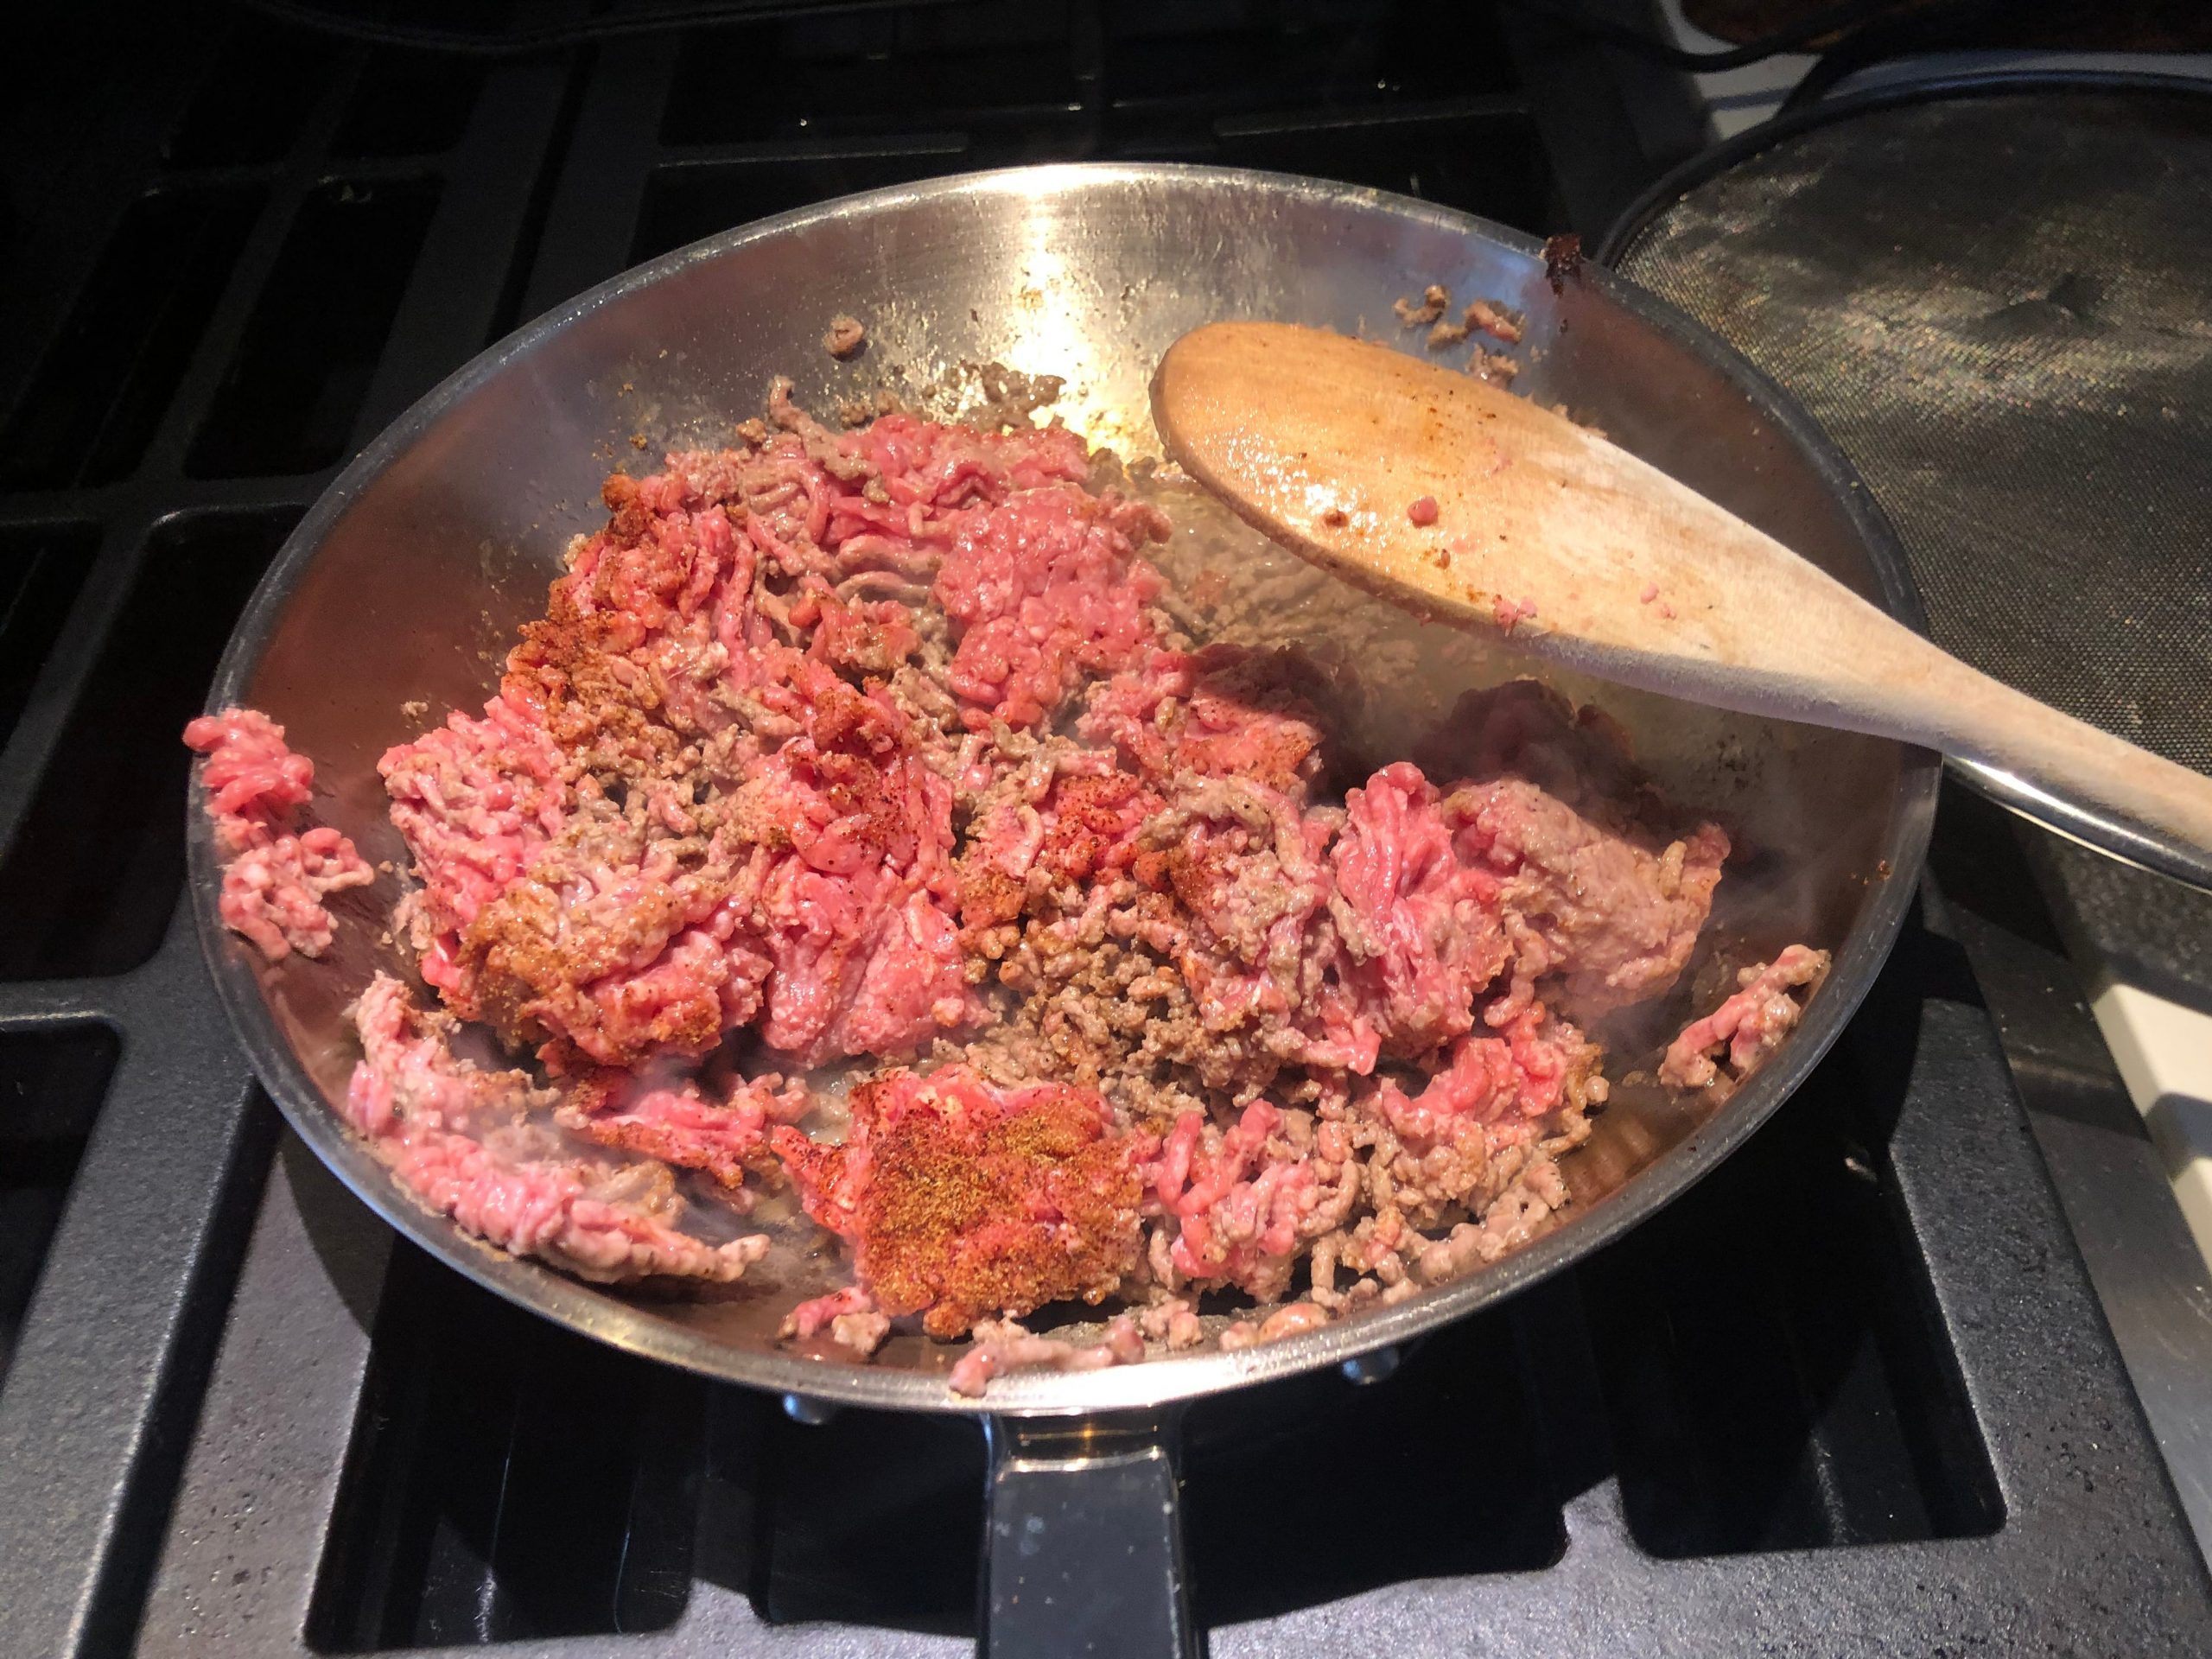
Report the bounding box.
[188,163,1936,1656]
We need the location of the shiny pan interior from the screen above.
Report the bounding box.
[189,163,1937,1414]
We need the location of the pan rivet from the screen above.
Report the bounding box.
[1341,1347,1401,1386]
[783,1392,840,1425]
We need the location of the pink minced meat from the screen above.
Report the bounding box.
[1078,670,1726,1082]
[346,973,768,1282]
[1371,995,1599,1219]
[1448,776,1729,1013]
[728,680,981,1066]
[1661,944,1831,1089]
[955,754,1161,927]
[259,390,1771,1376]
[1144,1098,1357,1301]
[1079,645,1328,800]
[1420,683,1732,1014]
[1070,652,1360,1080]
[1137,773,1374,1074]
[781,1286,893,1357]
[188,706,313,838]
[378,697,566,1001]
[947,1313,1145,1397]
[184,708,372,962]
[1329,762,1510,1055]
[213,830,375,963]
[931,482,1166,731]
[559,1066,809,1197]
[376,397,1162,1076]
[1378,998,1593,1137]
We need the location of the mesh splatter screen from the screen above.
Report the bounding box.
[1614,86,2212,777]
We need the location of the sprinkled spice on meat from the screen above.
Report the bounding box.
[772,1065,1143,1338]
[185,380,1827,1381]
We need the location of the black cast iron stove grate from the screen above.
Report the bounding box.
[0,3,2205,1656]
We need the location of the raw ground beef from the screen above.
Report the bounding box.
[189,382,1827,1384]
[1661,944,1830,1090]
[948,1313,1144,1396]
[558,1065,810,1198]
[345,974,769,1282]
[186,709,372,962]
[385,386,1126,1077]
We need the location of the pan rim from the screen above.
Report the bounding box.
[188,160,1938,1415]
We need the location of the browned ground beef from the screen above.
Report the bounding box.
[193,379,1816,1389]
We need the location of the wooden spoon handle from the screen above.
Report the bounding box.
[1840,627,2212,876]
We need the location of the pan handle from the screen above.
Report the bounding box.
[981,1409,1196,1659]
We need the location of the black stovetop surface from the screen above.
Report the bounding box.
[1,4,2207,1656]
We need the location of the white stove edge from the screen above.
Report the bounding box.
[1651,3,2212,140]
[2094,982,2212,1271]
[1652,0,1815,140]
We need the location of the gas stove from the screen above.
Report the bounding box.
[3,4,2209,1656]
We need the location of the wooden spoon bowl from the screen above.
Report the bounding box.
[1153,321,2212,886]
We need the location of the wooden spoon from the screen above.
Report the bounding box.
[1152,321,2212,884]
